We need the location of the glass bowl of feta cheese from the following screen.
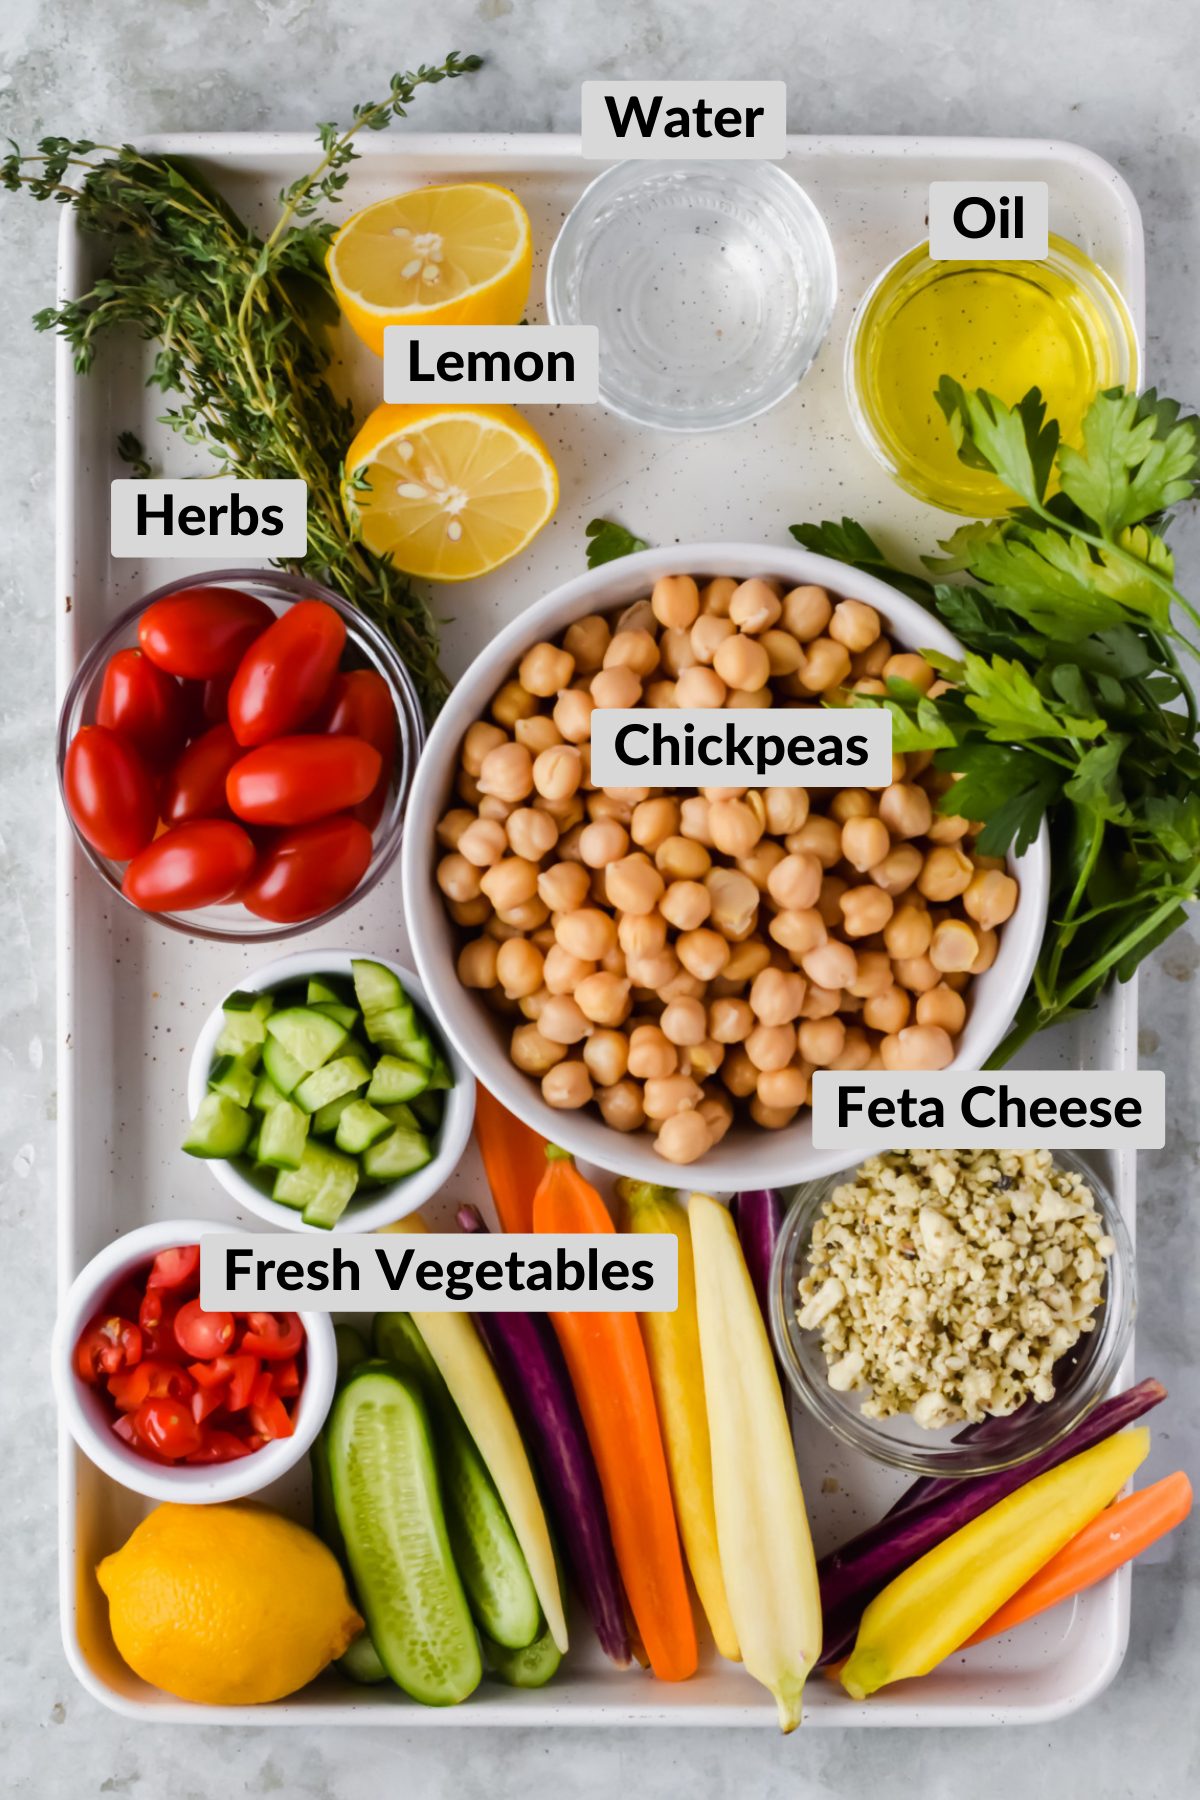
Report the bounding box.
[770,1147,1135,1476]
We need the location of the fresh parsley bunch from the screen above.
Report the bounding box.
[794,381,1200,1063]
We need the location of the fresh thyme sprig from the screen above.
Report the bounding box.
[2,51,483,717]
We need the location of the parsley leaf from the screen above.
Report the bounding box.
[789,517,937,604]
[958,653,1104,743]
[936,742,1064,856]
[1058,387,1200,533]
[585,517,648,568]
[936,380,1059,506]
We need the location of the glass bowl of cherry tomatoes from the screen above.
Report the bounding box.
[57,570,425,940]
[53,1220,337,1502]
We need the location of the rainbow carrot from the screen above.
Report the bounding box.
[473,1083,548,1234]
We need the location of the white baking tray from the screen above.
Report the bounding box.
[55,132,1143,1725]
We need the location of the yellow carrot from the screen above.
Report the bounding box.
[841,1426,1150,1699]
[617,1180,740,1663]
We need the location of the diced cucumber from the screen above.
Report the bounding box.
[361,1127,431,1184]
[361,1007,430,1063]
[257,1097,310,1170]
[214,990,274,1057]
[336,1099,394,1155]
[246,1127,262,1162]
[312,1091,356,1138]
[327,1368,481,1705]
[183,1091,253,1159]
[366,1055,429,1105]
[307,975,353,1008]
[266,1005,350,1073]
[261,1032,307,1096]
[252,1072,287,1111]
[273,1140,358,1227]
[409,1090,445,1135]
[377,1101,420,1133]
[293,1054,372,1115]
[425,1051,454,1092]
[312,1000,361,1033]
[208,1053,256,1109]
[351,958,405,1019]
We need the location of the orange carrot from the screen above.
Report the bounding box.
[532,1150,697,1682]
[473,1084,548,1233]
[963,1470,1192,1647]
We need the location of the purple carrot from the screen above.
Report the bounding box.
[817,1377,1166,1666]
[457,1204,631,1667]
[734,1188,786,1382]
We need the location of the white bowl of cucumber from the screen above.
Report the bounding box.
[185,952,475,1233]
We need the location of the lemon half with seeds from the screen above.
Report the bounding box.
[344,401,559,583]
[328,183,533,356]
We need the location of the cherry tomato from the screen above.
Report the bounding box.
[191,1381,228,1423]
[134,1396,204,1460]
[240,1312,305,1359]
[186,1429,253,1464]
[64,726,158,861]
[108,1358,193,1411]
[272,1356,302,1398]
[324,670,398,829]
[111,1412,171,1463]
[174,1298,237,1360]
[146,1245,201,1291]
[249,1390,294,1442]
[97,649,187,764]
[121,819,256,913]
[225,736,382,827]
[240,814,372,924]
[138,586,274,680]
[189,1352,258,1411]
[75,1315,143,1383]
[226,599,345,746]
[160,724,241,825]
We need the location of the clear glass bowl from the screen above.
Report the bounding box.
[57,569,424,941]
[769,1149,1135,1477]
[547,161,837,432]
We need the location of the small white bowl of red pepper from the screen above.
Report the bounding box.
[53,1220,336,1502]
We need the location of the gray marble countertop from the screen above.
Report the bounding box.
[1,1,1197,1793]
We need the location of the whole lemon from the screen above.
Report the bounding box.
[96,1502,363,1705]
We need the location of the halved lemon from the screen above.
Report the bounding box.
[327,183,533,355]
[344,401,559,582]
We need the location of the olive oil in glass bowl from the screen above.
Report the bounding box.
[845,234,1139,515]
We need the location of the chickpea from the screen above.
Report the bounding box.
[511,1021,566,1075]
[883,652,936,693]
[722,937,772,984]
[839,885,895,939]
[769,907,827,957]
[916,983,967,1034]
[496,937,544,1000]
[799,937,857,991]
[675,663,728,708]
[579,818,630,869]
[737,838,786,891]
[644,1073,704,1122]
[628,949,681,990]
[918,845,974,902]
[531,745,582,804]
[862,984,911,1034]
[776,828,836,888]
[690,612,737,669]
[650,573,700,630]
[930,918,979,973]
[726,686,772,711]
[519,642,575,698]
[590,666,642,711]
[660,967,707,1004]
[627,797,677,853]
[677,798,714,848]
[963,868,1019,930]
[562,614,610,673]
[542,944,595,996]
[657,626,698,678]
[604,628,659,678]
[748,1064,805,1112]
[870,842,924,894]
[884,903,933,959]
[618,598,656,635]
[893,954,941,994]
[970,928,999,975]
[799,981,842,1019]
[760,629,804,677]
[555,907,618,963]
[539,796,584,836]
[605,853,665,915]
[463,720,507,777]
[852,677,887,696]
[842,814,890,873]
[817,875,848,927]
[456,770,482,807]
[827,789,872,827]
[457,816,507,868]
[437,852,483,903]
[628,1024,677,1081]
[698,1092,735,1145]
[553,687,595,744]
[879,1024,954,1071]
[852,635,892,678]
[749,968,806,1026]
[480,857,540,913]
[846,950,893,999]
[505,807,559,863]
[709,995,754,1043]
[831,1026,872,1071]
[829,598,881,653]
[722,1045,760,1098]
[749,1097,798,1130]
[708,797,763,857]
[491,680,537,729]
[436,807,475,850]
[643,679,677,708]
[478,741,534,804]
[537,861,590,914]
[598,1077,646,1132]
[796,636,852,693]
[799,1015,846,1067]
[676,928,731,981]
[746,1021,796,1072]
[701,576,737,616]
[877,783,933,840]
[538,995,591,1046]
[655,996,704,1046]
[583,1029,629,1086]
[478,794,518,824]
[729,578,781,634]
[782,584,832,641]
[618,911,668,959]
[654,1109,713,1164]
[926,811,972,845]
[542,1060,594,1109]
[448,895,491,928]
[714,632,771,692]
[656,835,712,882]
[457,937,499,988]
[575,971,632,1028]
[767,851,823,911]
[659,879,710,932]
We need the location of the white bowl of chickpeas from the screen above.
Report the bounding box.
[402,546,1049,1182]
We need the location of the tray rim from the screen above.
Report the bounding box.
[54,127,1143,1728]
